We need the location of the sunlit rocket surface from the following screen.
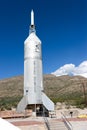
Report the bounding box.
[17,10,54,112]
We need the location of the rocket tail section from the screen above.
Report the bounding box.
[17,95,28,113]
[42,92,54,111]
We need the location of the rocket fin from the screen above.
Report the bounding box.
[17,95,28,113]
[42,92,54,111]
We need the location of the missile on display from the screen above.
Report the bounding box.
[17,10,54,114]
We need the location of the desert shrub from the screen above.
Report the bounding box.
[0,96,22,110]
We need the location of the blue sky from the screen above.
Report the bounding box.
[0,0,87,79]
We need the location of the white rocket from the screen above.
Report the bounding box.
[17,10,54,113]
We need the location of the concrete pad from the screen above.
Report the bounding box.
[18,124,46,130]
[71,121,87,130]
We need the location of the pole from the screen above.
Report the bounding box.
[82,82,87,106]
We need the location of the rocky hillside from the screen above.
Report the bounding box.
[0,75,87,109]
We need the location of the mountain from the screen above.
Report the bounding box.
[52,61,87,78]
[0,75,87,109]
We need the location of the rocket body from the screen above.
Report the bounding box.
[24,32,43,104]
[17,10,54,113]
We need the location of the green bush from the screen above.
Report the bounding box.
[0,96,22,110]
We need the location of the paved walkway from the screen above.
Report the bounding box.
[8,117,46,130]
[71,121,87,130]
[48,119,68,130]
[7,117,87,130]
[18,125,46,130]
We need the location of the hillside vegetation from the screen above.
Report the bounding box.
[0,75,87,110]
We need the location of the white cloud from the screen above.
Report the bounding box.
[52,64,75,76]
[72,61,87,77]
[52,61,87,78]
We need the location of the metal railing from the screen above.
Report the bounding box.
[44,117,50,130]
[61,112,73,130]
